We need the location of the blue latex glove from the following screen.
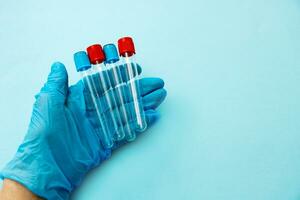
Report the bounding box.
[0,62,167,200]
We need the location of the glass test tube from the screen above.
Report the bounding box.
[73,51,113,149]
[103,44,135,141]
[118,37,147,134]
[87,44,126,142]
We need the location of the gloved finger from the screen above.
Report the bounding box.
[86,84,167,127]
[142,88,167,110]
[40,62,69,99]
[85,77,165,111]
[120,77,165,109]
[144,109,160,127]
[112,109,160,150]
[86,101,160,137]
[118,63,142,83]
[140,77,165,97]
[102,64,143,88]
[87,64,142,95]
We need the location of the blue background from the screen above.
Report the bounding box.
[1,0,300,199]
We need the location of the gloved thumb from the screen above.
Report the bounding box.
[41,62,68,99]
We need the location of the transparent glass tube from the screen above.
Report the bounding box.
[80,69,114,149]
[92,62,126,141]
[121,53,147,135]
[105,62,135,141]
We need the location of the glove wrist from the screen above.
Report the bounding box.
[1,146,71,200]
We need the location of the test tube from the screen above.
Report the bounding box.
[73,51,113,149]
[86,44,126,142]
[103,44,135,141]
[118,37,147,135]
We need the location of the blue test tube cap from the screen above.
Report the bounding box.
[103,44,120,64]
[73,51,91,72]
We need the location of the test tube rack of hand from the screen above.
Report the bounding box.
[73,37,147,149]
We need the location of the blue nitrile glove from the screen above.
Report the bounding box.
[0,62,167,200]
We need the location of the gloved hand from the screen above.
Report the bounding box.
[0,62,167,200]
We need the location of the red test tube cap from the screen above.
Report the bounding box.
[86,44,105,64]
[118,37,136,57]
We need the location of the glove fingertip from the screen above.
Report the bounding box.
[49,62,68,81]
[51,61,66,71]
[145,109,160,126]
[140,77,165,97]
[142,88,167,110]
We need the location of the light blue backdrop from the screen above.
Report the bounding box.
[1,0,300,199]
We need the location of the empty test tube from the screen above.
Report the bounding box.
[103,43,136,141]
[73,51,114,149]
[118,37,147,133]
[86,44,126,142]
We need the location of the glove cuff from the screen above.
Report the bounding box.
[0,150,71,200]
